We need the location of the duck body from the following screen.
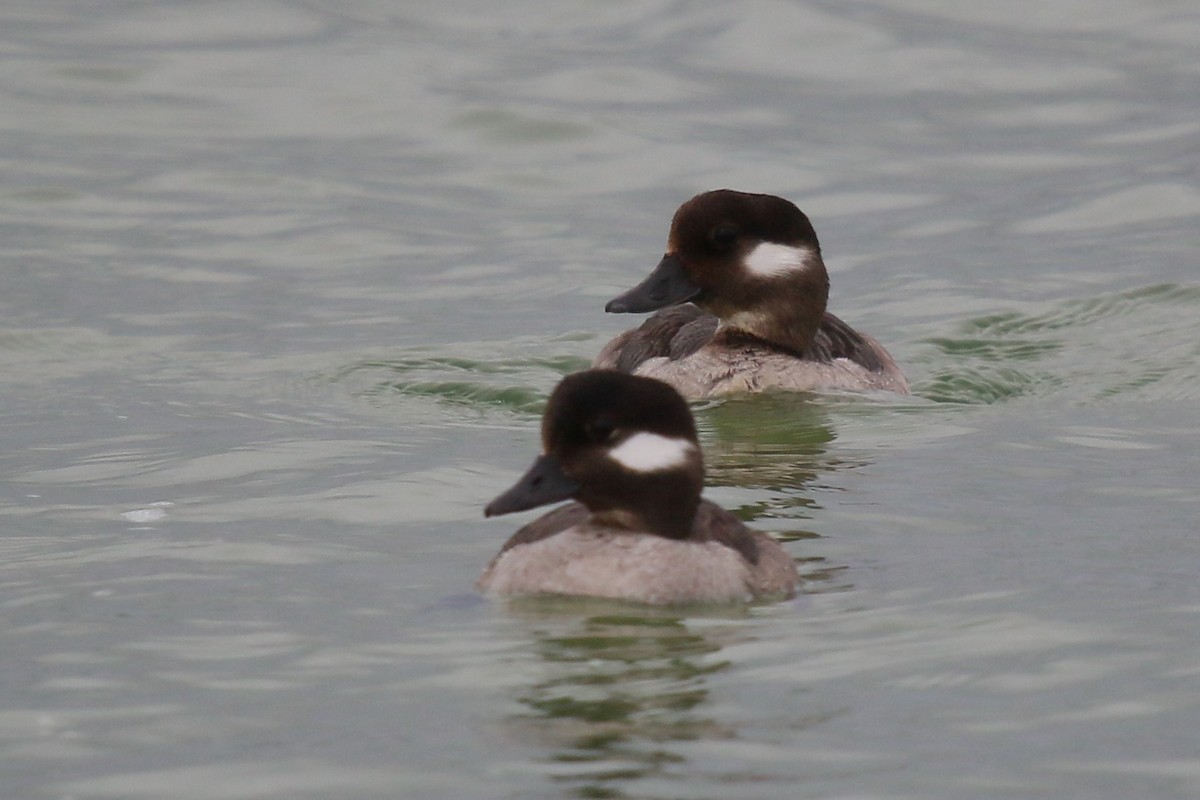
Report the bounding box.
[478,370,798,604]
[594,190,909,399]
[479,501,797,604]
[593,305,907,398]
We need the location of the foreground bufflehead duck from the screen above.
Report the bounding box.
[593,190,909,399]
[478,370,799,604]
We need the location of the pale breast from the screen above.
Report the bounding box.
[477,524,792,604]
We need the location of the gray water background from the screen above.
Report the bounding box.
[2,1,1199,798]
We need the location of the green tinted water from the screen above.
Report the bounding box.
[2,2,1199,799]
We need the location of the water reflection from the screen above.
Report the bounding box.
[698,393,848,491]
[499,600,775,798]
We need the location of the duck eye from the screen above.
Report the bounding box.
[586,418,618,444]
[711,225,738,248]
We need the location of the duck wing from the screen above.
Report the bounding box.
[593,304,719,373]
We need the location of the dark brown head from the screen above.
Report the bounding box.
[606,190,830,354]
[485,371,705,539]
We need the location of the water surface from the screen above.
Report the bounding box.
[2,2,1198,798]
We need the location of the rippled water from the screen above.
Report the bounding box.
[3,2,1199,798]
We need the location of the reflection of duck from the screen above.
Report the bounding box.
[479,371,799,603]
[698,392,841,493]
[594,190,908,399]
[501,605,736,794]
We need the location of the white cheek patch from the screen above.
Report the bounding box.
[743,242,813,278]
[608,433,696,473]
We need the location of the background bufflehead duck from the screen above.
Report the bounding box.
[593,189,909,399]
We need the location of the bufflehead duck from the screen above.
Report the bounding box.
[478,370,799,604]
[593,190,909,399]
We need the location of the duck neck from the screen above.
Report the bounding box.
[583,469,702,540]
[713,266,829,357]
